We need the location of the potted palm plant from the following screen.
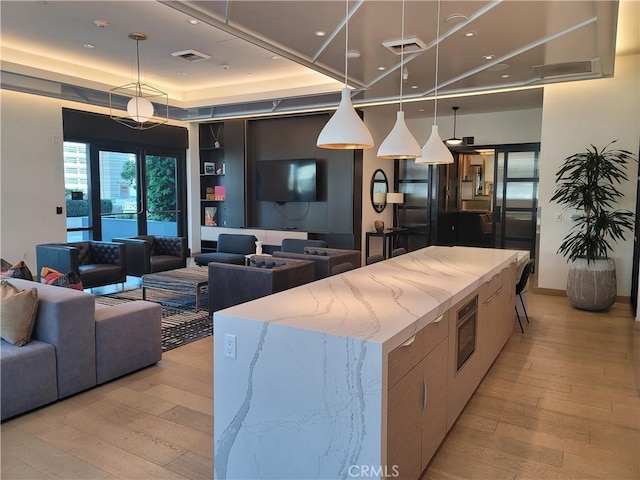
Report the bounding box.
[551,141,635,311]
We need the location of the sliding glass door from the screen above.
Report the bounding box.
[64,142,185,242]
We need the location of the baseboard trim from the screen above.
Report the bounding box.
[532,287,565,296]
[532,286,630,303]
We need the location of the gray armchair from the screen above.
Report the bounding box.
[273,246,361,279]
[194,233,257,266]
[113,235,187,276]
[208,255,315,314]
[36,241,126,289]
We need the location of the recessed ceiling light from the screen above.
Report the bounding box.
[93,19,110,28]
[346,50,361,59]
[187,19,199,25]
[220,64,230,70]
[446,13,468,22]
[271,55,282,60]
[411,85,418,89]
[177,71,187,76]
[419,108,425,112]
[247,73,254,77]
[314,31,326,37]
[83,44,95,49]
[501,74,510,78]
[377,66,386,71]
[483,54,495,60]
[465,31,476,37]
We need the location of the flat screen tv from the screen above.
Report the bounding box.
[256,158,317,202]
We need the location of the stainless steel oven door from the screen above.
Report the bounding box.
[456,296,477,371]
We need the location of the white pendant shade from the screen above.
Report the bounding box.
[377,111,422,159]
[126,96,154,123]
[416,125,454,164]
[317,88,373,149]
[445,137,463,146]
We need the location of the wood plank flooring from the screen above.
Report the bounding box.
[422,293,640,480]
[2,292,638,480]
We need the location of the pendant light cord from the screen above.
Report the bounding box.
[399,0,405,112]
[433,0,441,126]
[344,0,349,87]
[135,38,143,97]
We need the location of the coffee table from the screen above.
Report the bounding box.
[142,267,209,312]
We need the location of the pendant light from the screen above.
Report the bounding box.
[317,0,373,149]
[416,0,453,164]
[377,0,422,159]
[109,33,168,130]
[445,106,463,145]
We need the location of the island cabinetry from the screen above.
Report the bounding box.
[478,261,517,373]
[387,313,449,479]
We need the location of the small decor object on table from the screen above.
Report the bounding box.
[374,220,384,233]
[204,207,217,226]
[204,162,216,175]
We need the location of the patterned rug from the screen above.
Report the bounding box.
[95,288,212,352]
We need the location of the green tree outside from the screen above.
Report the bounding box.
[121,156,177,222]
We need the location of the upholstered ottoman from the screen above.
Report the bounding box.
[1,339,58,420]
[94,301,162,384]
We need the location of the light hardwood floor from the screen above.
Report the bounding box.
[1,292,638,480]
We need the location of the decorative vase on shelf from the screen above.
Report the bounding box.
[255,241,263,255]
[374,220,384,233]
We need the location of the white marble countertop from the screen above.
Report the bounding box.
[215,246,524,353]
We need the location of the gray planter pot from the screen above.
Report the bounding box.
[566,258,617,311]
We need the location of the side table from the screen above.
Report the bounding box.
[365,228,407,259]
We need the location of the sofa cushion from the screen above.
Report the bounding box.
[0,280,39,346]
[40,266,84,290]
[1,338,58,420]
[194,252,246,266]
[79,264,125,287]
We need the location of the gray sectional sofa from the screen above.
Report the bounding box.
[1,278,162,421]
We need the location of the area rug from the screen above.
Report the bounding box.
[95,288,212,352]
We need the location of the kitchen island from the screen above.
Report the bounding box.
[213,246,526,479]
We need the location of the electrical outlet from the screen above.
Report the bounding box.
[555,213,563,222]
[224,334,236,359]
[22,251,28,260]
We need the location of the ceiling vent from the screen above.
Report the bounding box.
[171,49,211,62]
[533,60,593,78]
[382,36,427,55]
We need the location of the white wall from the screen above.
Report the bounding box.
[406,108,543,147]
[361,110,397,259]
[538,54,640,296]
[0,90,66,271]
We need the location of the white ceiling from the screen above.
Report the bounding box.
[1,0,638,122]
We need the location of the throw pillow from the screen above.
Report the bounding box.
[0,280,39,346]
[40,266,84,290]
[5,260,34,281]
[0,258,12,273]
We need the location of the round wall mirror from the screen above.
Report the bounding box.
[370,169,388,213]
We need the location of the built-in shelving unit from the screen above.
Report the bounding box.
[199,120,246,229]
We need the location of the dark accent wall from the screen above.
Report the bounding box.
[245,114,362,248]
[62,108,188,148]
